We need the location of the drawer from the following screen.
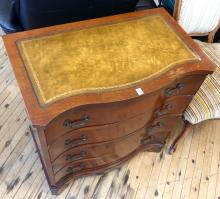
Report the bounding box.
[154,95,193,116]
[45,92,159,144]
[163,75,206,97]
[49,112,151,161]
[54,154,128,182]
[52,126,146,174]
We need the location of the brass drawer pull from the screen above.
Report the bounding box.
[66,163,86,173]
[63,115,90,129]
[65,151,87,161]
[165,83,184,96]
[148,122,162,134]
[64,135,87,147]
[155,104,172,116]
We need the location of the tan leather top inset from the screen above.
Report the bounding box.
[17,15,199,106]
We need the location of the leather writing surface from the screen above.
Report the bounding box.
[17,15,198,106]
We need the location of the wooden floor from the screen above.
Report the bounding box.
[1,33,220,199]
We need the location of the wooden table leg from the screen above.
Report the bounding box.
[168,121,193,154]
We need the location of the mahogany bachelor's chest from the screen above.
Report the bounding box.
[3,8,216,194]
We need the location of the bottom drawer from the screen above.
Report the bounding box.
[54,140,164,182]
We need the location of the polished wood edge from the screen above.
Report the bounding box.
[168,120,193,154]
[2,8,217,127]
[173,0,182,22]
[29,126,56,186]
[208,20,220,43]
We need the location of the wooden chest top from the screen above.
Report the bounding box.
[2,8,216,126]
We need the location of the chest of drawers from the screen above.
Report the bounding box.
[3,8,216,194]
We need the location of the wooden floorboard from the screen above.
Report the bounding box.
[1,29,220,199]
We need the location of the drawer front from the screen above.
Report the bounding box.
[52,126,147,174]
[54,154,129,182]
[154,95,193,117]
[163,75,206,97]
[49,112,151,161]
[45,92,159,144]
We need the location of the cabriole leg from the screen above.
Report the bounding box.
[168,121,193,154]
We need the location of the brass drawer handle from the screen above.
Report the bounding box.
[165,83,184,96]
[148,122,162,134]
[155,104,172,116]
[63,115,90,129]
[64,135,87,147]
[66,163,86,173]
[65,151,87,161]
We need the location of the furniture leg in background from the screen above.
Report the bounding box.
[168,120,193,154]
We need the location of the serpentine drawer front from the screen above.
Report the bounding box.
[3,8,216,194]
